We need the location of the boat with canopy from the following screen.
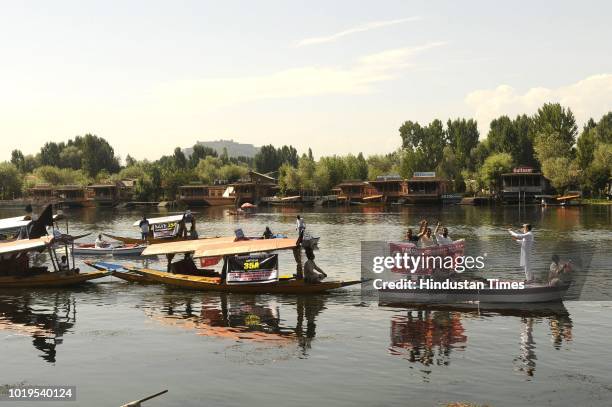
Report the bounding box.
[87,236,360,294]
[0,236,109,288]
[104,214,193,244]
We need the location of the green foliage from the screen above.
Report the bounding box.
[541,157,579,193]
[478,153,513,192]
[399,119,446,170]
[533,103,578,147]
[77,134,120,176]
[0,162,22,199]
[32,166,91,186]
[254,144,298,174]
[189,145,217,168]
[195,156,248,185]
[446,118,479,169]
[485,114,536,167]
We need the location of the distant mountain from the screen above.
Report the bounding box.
[183,139,260,158]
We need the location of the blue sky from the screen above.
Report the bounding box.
[1,0,610,161]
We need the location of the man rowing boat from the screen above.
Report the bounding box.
[508,223,534,282]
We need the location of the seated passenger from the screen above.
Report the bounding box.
[262,226,274,239]
[95,234,110,248]
[59,255,70,271]
[304,248,327,284]
[548,254,572,286]
[171,253,199,275]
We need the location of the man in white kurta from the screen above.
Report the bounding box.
[508,224,535,282]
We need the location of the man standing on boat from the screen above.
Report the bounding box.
[508,224,534,282]
[139,216,150,241]
[296,215,306,244]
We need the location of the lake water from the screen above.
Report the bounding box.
[1,205,611,407]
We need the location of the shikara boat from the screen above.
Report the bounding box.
[72,243,146,256]
[0,237,109,288]
[87,237,361,294]
[104,214,192,244]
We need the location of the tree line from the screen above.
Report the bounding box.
[0,102,610,200]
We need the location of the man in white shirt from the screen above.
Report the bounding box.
[434,222,453,246]
[508,224,535,282]
[95,234,110,248]
[296,215,306,243]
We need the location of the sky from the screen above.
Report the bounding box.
[1,0,611,162]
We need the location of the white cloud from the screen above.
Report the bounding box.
[465,74,612,135]
[296,17,421,47]
[155,42,446,110]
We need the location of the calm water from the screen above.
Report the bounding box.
[1,205,611,407]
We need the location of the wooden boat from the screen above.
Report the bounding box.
[104,213,195,244]
[0,236,109,288]
[92,263,360,294]
[86,237,361,294]
[72,243,145,256]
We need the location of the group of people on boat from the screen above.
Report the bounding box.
[404,220,454,248]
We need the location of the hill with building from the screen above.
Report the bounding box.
[183,139,260,158]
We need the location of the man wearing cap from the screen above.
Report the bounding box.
[508,223,535,282]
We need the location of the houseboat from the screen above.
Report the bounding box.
[231,171,279,205]
[368,175,407,204]
[55,185,87,208]
[86,184,119,207]
[501,167,551,204]
[333,181,381,204]
[28,185,56,205]
[178,183,235,206]
[404,172,450,204]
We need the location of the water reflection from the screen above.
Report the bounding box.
[388,304,573,378]
[140,292,327,357]
[389,310,467,367]
[0,292,76,363]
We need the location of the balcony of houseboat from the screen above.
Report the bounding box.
[404,172,449,204]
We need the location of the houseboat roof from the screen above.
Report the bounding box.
[369,176,404,184]
[30,184,53,190]
[249,170,276,182]
[88,184,117,189]
[56,185,84,190]
[132,214,185,227]
[407,177,448,182]
[501,172,543,176]
[179,184,227,189]
[0,236,53,256]
[335,181,370,187]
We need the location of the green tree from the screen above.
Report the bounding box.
[78,134,120,176]
[478,153,514,193]
[38,142,62,166]
[173,147,187,169]
[10,150,25,172]
[541,157,579,193]
[446,118,479,169]
[0,162,23,199]
[532,103,577,163]
[59,145,83,170]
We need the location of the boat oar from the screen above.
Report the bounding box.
[120,390,168,407]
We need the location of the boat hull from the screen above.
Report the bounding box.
[103,233,192,245]
[87,262,360,294]
[73,244,145,256]
[0,270,109,288]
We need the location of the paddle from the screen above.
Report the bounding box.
[120,390,168,407]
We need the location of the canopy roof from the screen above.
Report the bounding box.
[141,237,297,258]
[132,214,185,227]
[193,238,297,258]
[0,216,32,231]
[0,236,53,255]
[142,237,236,256]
